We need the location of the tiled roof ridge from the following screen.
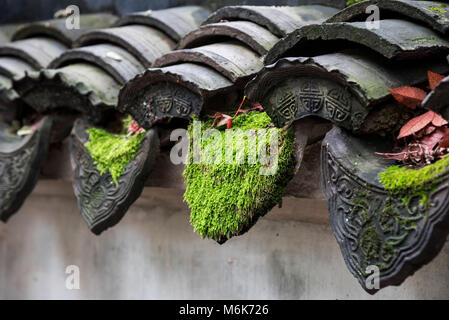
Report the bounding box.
[11,13,118,47]
[118,5,338,129]
[0,13,118,112]
[115,6,210,42]
[328,0,449,34]
[203,5,340,36]
[245,53,449,131]
[2,2,449,294]
[265,19,449,64]
[0,12,119,224]
[12,6,210,123]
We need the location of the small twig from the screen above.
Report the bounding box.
[232,96,246,119]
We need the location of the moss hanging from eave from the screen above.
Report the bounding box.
[84,127,145,185]
[183,112,297,243]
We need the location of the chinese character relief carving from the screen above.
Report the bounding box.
[321,127,449,294]
[0,116,52,222]
[123,81,202,129]
[70,119,159,235]
[299,80,324,113]
[262,77,365,130]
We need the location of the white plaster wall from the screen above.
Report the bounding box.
[0,181,448,299]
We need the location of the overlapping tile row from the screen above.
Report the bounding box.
[2,1,449,294]
[11,6,209,234]
[117,5,339,129]
[327,0,449,34]
[245,53,448,132]
[14,6,209,122]
[0,13,117,121]
[244,0,449,293]
[0,14,117,222]
[12,13,118,47]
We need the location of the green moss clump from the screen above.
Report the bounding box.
[411,35,439,43]
[84,128,145,185]
[360,225,381,264]
[380,199,419,232]
[378,157,448,223]
[379,156,449,195]
[183,112,296,243]
[429,6,446,13]
[353,190,372,222]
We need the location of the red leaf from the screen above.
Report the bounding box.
[227,118,233,129]
[431,112,448,127]
[389,86,427,109]
[419,127,447,150]
[438,128,449,149]
[216,114,232,127]
[127,120,145,135]
[424,125,436,135]
[440,138,449,149]
[398,111,448,139]
[250,102,264,112]
[209,112,222,127]
[428,71,446,90]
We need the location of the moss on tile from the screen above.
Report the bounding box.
[410,35,440,43]
[183,112,296,243]
[84,126,145,186]
[360,224,381,264]
[379,156,449,195]
[429,6,446,13]
[377,157,448,223]
[346,0,365,7]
